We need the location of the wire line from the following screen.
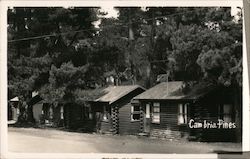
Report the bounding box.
[8,9,202,43]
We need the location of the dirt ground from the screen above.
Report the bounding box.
[8,127,242,153]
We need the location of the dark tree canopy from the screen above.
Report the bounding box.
[8,7,242,123]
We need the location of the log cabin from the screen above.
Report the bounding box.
[133,81,241,142]
[91,85,145,135]
[30,95,64,127]
[29,85,145,134]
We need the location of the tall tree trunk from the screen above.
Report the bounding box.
[27,104,35,123]
[128,9,136,85]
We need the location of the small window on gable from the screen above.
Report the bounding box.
[178,103,188,125]
[152,102,160,124]
[131,105,140,121]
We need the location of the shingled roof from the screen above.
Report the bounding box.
[134,81,185,100]
[95,85,145,104]
[133,81,216,100]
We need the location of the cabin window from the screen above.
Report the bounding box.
[219,104,233,122]
[131,105,140,121]
[178,103,188,125]
[152,102,160,123]
[103,105,109,121]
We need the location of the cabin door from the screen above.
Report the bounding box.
[144,103,151,133]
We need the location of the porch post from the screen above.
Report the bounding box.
[112,106,119,134]
[140,104,144,133]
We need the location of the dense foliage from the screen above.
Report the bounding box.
[8,7,242,122]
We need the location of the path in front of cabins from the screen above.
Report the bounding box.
[8,127,241,153]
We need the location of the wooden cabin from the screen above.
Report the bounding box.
[63,102,96,131]
[31,97,91,129]
[30,95,64,127]
[29,85,145,134]
[133,81,241,142]
[91,85,145,135]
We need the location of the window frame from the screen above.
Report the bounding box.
[218,104,233,122]
[131,104,140,122]
[152,102,160,124]
[178,103,188,125]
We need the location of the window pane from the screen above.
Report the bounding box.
[133,114,140,120]
[152,113,160,123]
[223,104,232,114]
[178,115,184,124]
[153,115,160,119]
[153,113,160,119]
[153,103,160,107]
[221,104,232,122]
[134,105,140,111]
[152,103,160,123]
[153,107,160,113]
[152,117,160,123]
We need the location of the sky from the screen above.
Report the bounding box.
[93,6,242,28]
[101,6,241,18]
[100,6,119,18]
[92,6,119,28]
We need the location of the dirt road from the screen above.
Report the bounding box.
[8,127,241,153]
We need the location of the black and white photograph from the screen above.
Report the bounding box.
[1,0,249,158]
